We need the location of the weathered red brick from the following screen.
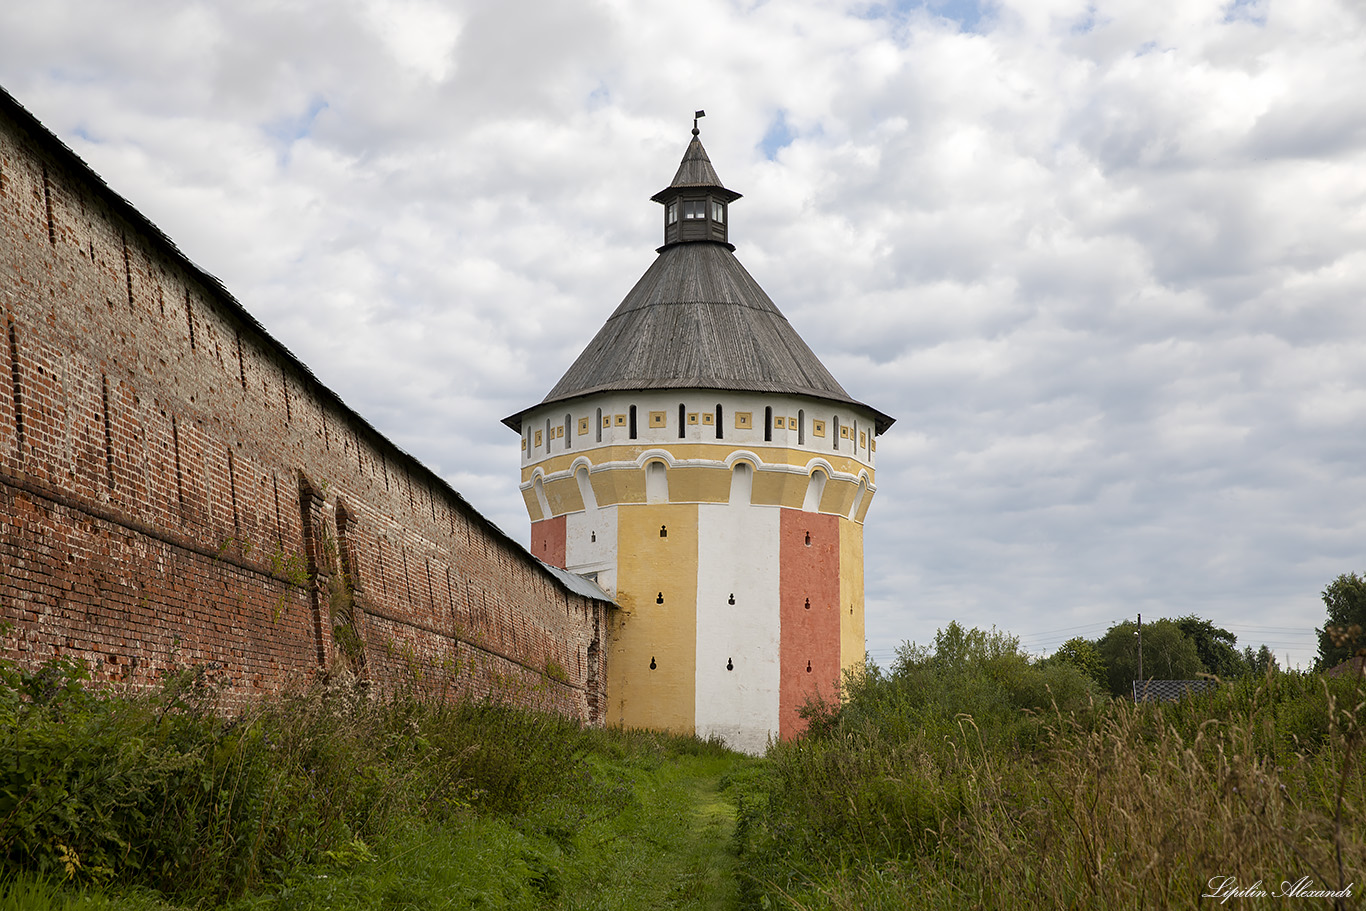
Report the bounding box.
[0,87,610,722]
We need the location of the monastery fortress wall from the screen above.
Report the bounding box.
[0,87,610,721]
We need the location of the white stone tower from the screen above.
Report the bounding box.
[504,118,893,752]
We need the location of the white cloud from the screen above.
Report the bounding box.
[4,0,1364,670]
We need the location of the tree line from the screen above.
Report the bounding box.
[1044,571,1366,697]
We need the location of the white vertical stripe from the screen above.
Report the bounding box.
[695,502,780,754]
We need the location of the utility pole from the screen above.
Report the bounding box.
[1137,613,1144,694]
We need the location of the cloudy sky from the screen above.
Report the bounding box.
[4,0,1362,669]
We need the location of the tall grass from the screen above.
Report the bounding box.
[5,627,1362,910]
[0,656,625,904]
[739,627,1366,910]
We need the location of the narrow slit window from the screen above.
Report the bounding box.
[798,409,805,445]
[101,375,113,490]
[564,414,572,449]
[832,416,840,450]
[629,405,638,439]
[545,418,552,453]
[596,407,602,443]
[678,403,686,438]
[715,405,723,439]
[8,321,24,459]
[764,406,772,442]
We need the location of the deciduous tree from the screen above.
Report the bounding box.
[1096,619,1203,697]
[1047,637,1107,689]
[1175,615,1246,679]
[1315,572,1366,671]
[1242,644,1277,676]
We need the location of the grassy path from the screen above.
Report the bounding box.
[573,751,747,910]
[225,746,760,911]
[2,741,760,911]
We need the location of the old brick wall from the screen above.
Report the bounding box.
[0,89,609,722]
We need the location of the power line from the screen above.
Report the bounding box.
[1015,620,1116,638]
[1226,624,1315,633]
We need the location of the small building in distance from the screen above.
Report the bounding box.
[505,117,894,753]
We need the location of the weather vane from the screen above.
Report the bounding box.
[693,109,705,136]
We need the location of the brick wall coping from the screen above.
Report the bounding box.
[0,83,614,615]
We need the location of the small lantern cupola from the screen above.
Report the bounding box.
[651,111,743,250]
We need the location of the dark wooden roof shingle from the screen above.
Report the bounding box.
[649,135,740,203]
[505,129,894,435]
[503,242,894,433]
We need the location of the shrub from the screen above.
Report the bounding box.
[738,625,1366,910]
[0,655,631,904]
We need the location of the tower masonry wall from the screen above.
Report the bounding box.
[521,386,873,750]
[520,389,879,523]
[0,92,609,721]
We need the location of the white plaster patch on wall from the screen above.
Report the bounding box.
[694,502,780,755]
[565,504,618,598]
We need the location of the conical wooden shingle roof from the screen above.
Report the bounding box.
[503,130,893,434]
[650,134,742,202]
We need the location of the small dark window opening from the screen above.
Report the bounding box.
[728,593,735,605]
[656,591,664,604]
[726,657,734,671]
[798,409,805,445]
[715,405,723,439]
[832,415,840,450]
[678,403,686,438]
[764,406,772,442]
[804,597,811,610]
[660,525,667,538]
[545,418,552,453]
[804,531,811,546]
[596,407,602,443]
[650,656,657,670]
[806,660,812,673]
[629,405,638,439]
[564,413,572,449]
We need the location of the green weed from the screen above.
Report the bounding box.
[0,651,755,910]
[737,629,1366,910]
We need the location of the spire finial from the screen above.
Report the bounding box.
[692,109,705,136]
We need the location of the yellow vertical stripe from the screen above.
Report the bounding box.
[838,517,865,676]
[608,503,699,734]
